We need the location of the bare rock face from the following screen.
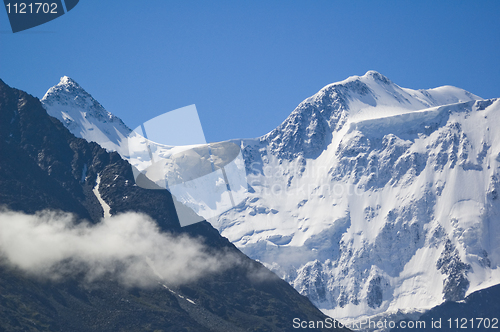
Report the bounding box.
[436,240,471,302]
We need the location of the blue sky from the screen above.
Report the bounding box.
[1,0,499,142]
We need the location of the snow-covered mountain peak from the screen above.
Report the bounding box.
[337,70,392,87]
[59,75,76,85]
[363,70,392,82]
[42,76,125,126]
[41,77,132,155]
[44,76,98,108]
[262,71,482,159]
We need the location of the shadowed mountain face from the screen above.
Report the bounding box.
[0,79,349,332]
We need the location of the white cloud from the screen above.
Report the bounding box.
[0,209,236,287]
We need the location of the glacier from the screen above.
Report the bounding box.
[41,71,500,327]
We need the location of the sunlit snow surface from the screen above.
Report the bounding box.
[215,72,500,323]
[42,72,500,327]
